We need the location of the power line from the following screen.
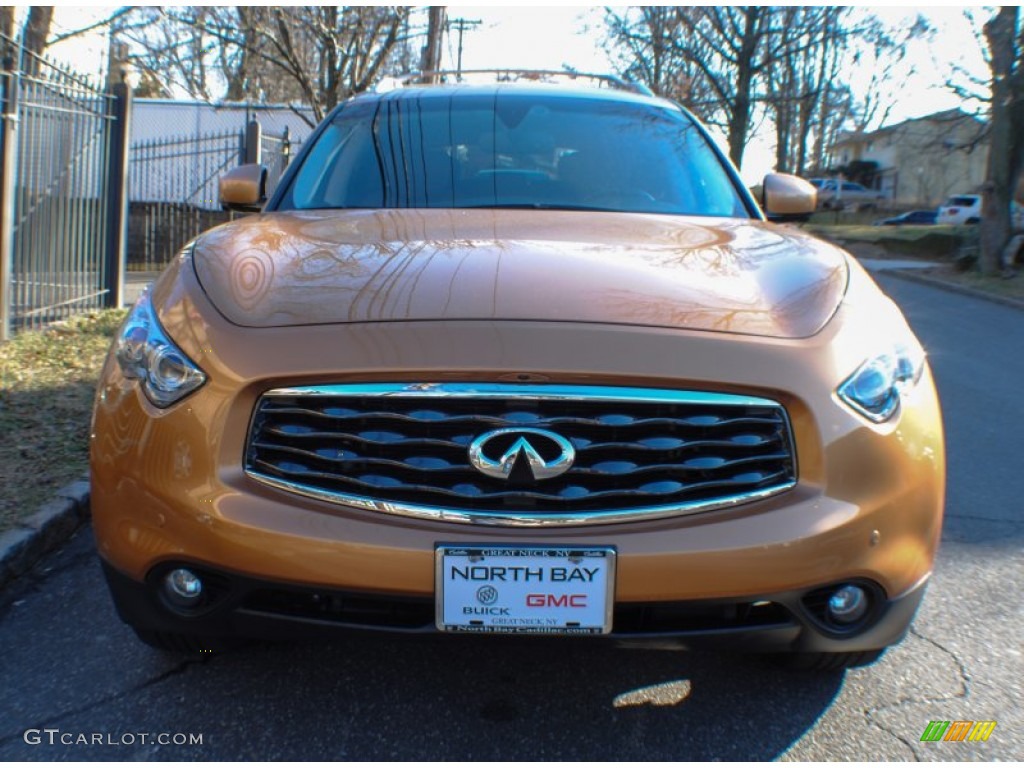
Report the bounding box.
[446,17,481,79]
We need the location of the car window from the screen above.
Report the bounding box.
[945,196,978,207]
[277,92,749,217]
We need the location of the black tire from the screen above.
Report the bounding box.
[777,648,886,672]
[132,627,238,656]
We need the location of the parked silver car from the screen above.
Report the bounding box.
[815,180,887,211]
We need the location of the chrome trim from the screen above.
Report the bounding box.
[467,427,576,480]
[246,471,796,527]
[246,382,797,527]
[264,382,781,408]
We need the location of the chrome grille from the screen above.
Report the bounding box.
[244,384,797,526]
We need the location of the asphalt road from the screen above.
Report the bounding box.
[1,274,1021,761]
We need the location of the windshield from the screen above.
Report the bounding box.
[277,91,749,217]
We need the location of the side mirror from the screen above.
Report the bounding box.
[762,173,816,222]
[219,164,268,213]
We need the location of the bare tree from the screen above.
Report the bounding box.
[811,84,855,174]
[124,7,219,100]
[668,6,775,168]
[0,6,53,71]
[46,7,132,47]
[979,7,1024,275]
[21,6,52,65]
[846,14,931,133]
[121,6,412,121]
[605,7,841,169]
[602,7,715,118]
[420,6,446,77]
[942,7,1024,275]
[764,7,848,175]
[0,8,14,41]
[604,7,930,175]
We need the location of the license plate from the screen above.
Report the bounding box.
[436,546,616,635]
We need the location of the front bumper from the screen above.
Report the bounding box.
[101,558,929,653]
[90,258,945,653]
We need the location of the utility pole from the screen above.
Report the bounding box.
[447,17,481,80]
[420,6,446,83]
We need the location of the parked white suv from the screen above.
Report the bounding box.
[937,195,981,225]
[938,194,1024,229]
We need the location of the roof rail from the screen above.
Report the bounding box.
[382,69,654,97]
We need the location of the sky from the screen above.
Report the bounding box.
[439,5,990,181]
[38,4,993,184]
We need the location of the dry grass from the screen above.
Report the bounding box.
[0,309,127,533]
[921,266,1024,302]
[802,223,976,259]
[805,221,1024,300]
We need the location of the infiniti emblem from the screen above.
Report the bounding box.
[468,427,576,481]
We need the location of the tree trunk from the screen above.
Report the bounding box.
[0,7,14,40]
[979,7,1019,276]
[773,101,790,173]
[22,6,52,73]
[420,6,446,81]
[794,99,815,176]
[0,7,14,62]
[727,10,762,169]
[223,6,255,101]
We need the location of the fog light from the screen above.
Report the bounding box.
[164,568,203,607]
[827,584,868,624]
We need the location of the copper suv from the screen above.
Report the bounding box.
[91,75,944,669]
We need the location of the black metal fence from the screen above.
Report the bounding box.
[127,121,300,272]
[128,131,240,272]
[0,36,130,339]
[0,39,305,337]
[260,125,293,199]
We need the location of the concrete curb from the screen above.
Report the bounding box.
[876,267,1024,312]
[0,476,90,589]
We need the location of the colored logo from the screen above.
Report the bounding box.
[467,427,575,481]
[920,721,997,742]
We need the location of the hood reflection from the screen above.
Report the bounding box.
[192,209,847,339]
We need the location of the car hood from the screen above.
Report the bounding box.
[191,209,848,338]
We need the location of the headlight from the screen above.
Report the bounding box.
[837,341,925,423]
[115,290,206,407]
